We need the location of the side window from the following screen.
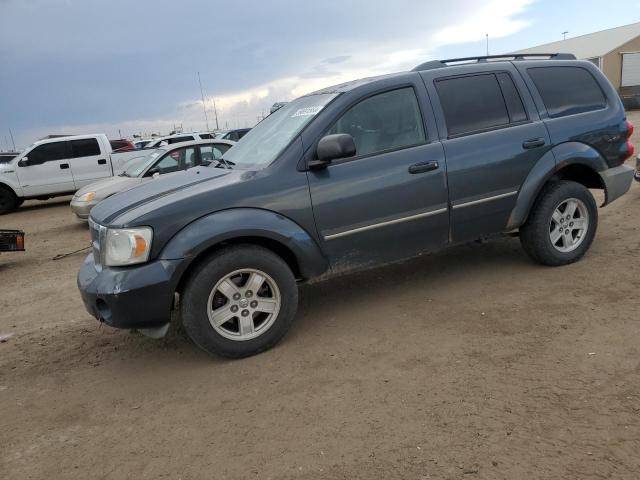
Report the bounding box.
[497,73,528,123]
[70,138,101,158]
[199,133,214,139]
[153,147,197,174]
[527,66,606,118]
[436,74,509,137]
[200,143,230,163]
[329,87,426,157]
[28,141,68,164]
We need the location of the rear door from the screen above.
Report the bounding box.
[307,80,449,268]
[68,138,111,188]
[422,64,550,243]
[16,140,75,196]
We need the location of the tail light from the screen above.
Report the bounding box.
[622,120,635,161]
[627,120,635,139]
[626,140,635,159]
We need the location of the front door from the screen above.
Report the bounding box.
[16,140,75,196]
[308,86,449,270]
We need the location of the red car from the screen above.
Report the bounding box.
[109,139,136,153]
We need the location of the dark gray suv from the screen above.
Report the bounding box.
[78,54,635,358]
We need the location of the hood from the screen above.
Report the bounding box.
[74,175,144,200]
[89,166,245,226]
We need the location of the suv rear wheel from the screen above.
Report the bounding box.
[181,245,298,358]
[520,180,598,266]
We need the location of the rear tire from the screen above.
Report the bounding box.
[0,187,17,214]
[181,245,298,358]
[520,180,598,266]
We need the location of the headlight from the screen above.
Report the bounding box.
[104,227,153,266]
[77,191,96,202]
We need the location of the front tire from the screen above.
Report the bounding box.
[0,187,18,214]
[181,245,298,358]
[520,180,598,266]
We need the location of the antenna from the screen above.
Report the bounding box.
[197,72,211,132]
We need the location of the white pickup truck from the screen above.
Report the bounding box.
[0,134,148,213]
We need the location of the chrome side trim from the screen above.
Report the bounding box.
[452,190,518,210]
[324,207,448,241]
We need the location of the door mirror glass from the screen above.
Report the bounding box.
[316,134,356,162]
[18,156,30,167]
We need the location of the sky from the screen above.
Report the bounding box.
[1,0,639,149]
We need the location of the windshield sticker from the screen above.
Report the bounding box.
[291,106,324,118]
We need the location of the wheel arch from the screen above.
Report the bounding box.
[507,142,608,229]
[161,208,329,294]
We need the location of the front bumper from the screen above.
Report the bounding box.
[77,253,184,329]
[601,164,634,205]
[70,199,97,220]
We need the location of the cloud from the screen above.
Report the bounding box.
[1,0,534,148]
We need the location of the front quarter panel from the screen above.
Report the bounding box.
[159,208,329,279]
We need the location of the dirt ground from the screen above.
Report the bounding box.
[2,132,640,480]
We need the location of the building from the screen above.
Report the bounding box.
[515,22,640,107]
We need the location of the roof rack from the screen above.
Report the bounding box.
[411,53,577,72]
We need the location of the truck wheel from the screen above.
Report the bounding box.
[181,245,298,358]
[0,187,17,214]
[520,180,598,266]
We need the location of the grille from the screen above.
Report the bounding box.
[88,219,106,269]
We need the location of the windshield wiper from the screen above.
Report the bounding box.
[219,157,234,169]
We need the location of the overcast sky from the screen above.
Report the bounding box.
[1,0,639,148]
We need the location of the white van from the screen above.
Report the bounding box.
[0,134,138,213]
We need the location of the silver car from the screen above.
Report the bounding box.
[70,139,235,220]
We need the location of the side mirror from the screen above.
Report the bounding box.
[309,134,356,169]
[200,159,212,166]
[146,167,160,177]
[18,156,30,167]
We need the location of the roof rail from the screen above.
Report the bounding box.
[411,53,577,71]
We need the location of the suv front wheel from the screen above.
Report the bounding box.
[181,245,298,358]
[520,180,598,266]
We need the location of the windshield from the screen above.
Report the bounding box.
[221,93,337,169]
[122,149,165,177]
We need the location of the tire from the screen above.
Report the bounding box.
[181,245,298,358]
[0,186,17,214]
[520,180,598,266]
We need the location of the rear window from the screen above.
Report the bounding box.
[527,66,606,118]
[71,138,101,157]
[435,74,510,137]
[167,136,194,144]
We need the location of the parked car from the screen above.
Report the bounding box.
[215,128,251,141]
[0,229,24,252]
[143,132,216,149]
[0,134,147,214]
[635,154,640,181]
[109,139,136,153]
[71,140,235,219]
[78,54,634,358]
[0,152,20,163]
[133,139,154,150]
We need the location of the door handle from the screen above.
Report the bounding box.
[60,163,69,169]
[522,138,546,149]
[97,159,107,165]
[408,161,439,174]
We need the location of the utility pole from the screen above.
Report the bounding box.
[212,98,220,130]
[486,33,489,56]
[197,72,211,132]
[562,31,569,40]
[8,128,16,151]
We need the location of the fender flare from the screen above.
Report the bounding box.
[0,181,20,198]
[507,142,608,229]
[159,207,329,280]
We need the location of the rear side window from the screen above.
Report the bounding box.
[497,73,528,123]
[436,74,509,137]
[29,141,68,163]
[527,66,606,118]
[329,87,426,157]
[71,138,100,158]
